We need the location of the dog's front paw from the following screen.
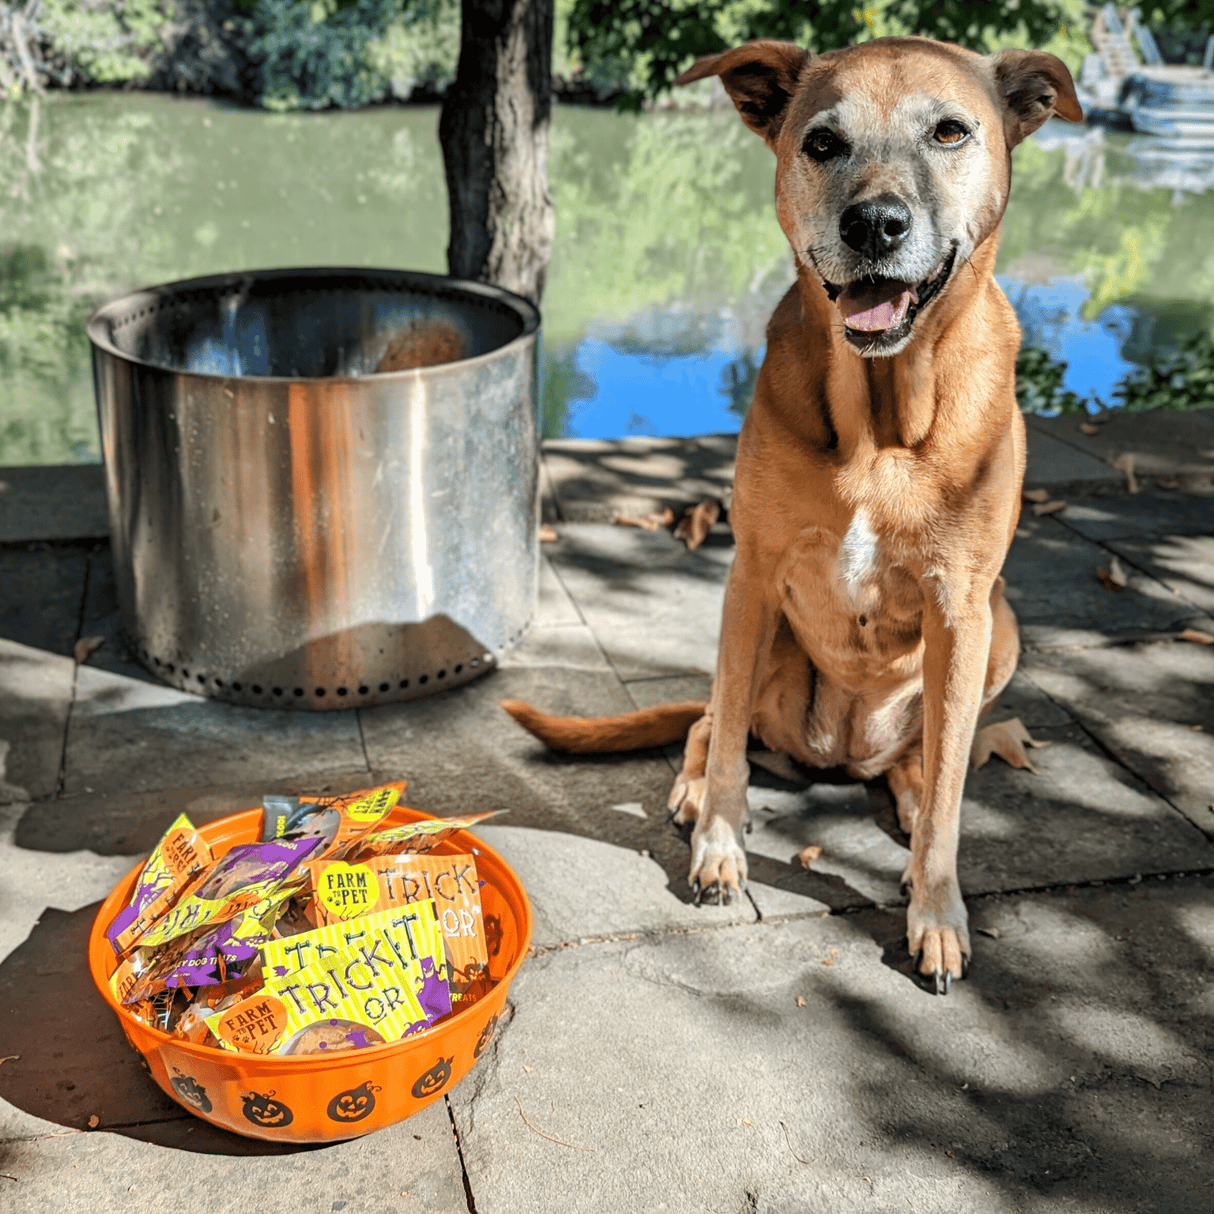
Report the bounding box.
[687,814,748,905]
[905,878,970,994]
[667,775,706,825]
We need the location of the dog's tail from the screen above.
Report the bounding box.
[500,699,706,754]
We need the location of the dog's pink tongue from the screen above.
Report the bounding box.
[836,281,914,332]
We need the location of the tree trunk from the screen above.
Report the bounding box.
[439,0,555,306]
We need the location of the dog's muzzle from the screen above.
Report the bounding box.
[822,244,958,353]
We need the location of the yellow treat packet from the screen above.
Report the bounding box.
[259,901,452,1050]
[106,814,214,953]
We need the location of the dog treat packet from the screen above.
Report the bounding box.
[106,814,214,953]
[131,835,324,950]
[261,781,407,860]
[337,810,501,863]
[309,853,489,1001]
[122,889,289,1004]
[175,974,264,1045]
[259,901,451,1050]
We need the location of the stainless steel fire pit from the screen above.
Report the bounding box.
[88,266,540,710]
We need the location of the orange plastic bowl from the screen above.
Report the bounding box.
[88,806,532,1142]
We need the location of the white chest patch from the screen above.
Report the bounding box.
[838,507,880,604]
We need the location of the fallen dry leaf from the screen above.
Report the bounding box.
[1030,499,1066,517]
[1112,452,1139,494]
[539,524,558,543]
[796,844,824,869]
[614,507,674,532]
[976,926,1001,939]
[971,718,1049,773]
[73,635,105,664]
[1078,421,1101,436]
[1096,568,1122,592]
[674,498,721,550]
[795,995,807,1007]
[1022,488,1050,503]
[821,948,838,967]
[87,1115,99,1129]
[1179,628,1214,645]
[1108,555,1129,587]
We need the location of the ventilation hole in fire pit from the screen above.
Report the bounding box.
[419,674,429,685]
[378,682,389,693]
[196,673,205,684]
[215,678,225,688]
[153,657,161,667]
[294,687,304,697]
[232,681,242,691]
[166,663,175,674]
[273,687,283,696]
[469,657,480,668]
[437,669,447,680]
[336,687,348,697]
[358,685,369,695]
[399,679,409,689]
[182,668,190,678]
[314,687,326,697]
[252,685,263,694]
[454,664,463,675]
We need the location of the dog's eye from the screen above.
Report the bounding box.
[804,129,847,162]
[933,120,969,145]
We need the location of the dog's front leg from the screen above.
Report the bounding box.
[907,580,994,990]
[675,554,777,904]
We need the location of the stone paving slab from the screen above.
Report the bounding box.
[452,870,1214,1214]
[1022,642,1214,841]
[542,435,736,523]
[0,639,74,803]
[62,663,369,800]
[0,544,89,659]
[1003,514,1213,649]
[0,464,108,544]
[359,626,731,914]
[1028,406,1214,484]
[1053,489,1214,542]
[0,1099,467,1214]
[544,525,731,681]
[1106,532,1214,619]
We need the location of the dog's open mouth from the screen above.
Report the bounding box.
[824,246,957,351]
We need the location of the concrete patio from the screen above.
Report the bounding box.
[1,408,1212,1213]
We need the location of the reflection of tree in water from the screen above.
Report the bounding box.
[720,347,762,421]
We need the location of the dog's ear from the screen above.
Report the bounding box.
[988,49,1083,145]
[676,41,810,148]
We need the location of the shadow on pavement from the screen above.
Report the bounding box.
[0,902,321,1156]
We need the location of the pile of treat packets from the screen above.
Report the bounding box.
[105,782,499,1056]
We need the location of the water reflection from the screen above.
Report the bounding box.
[2,97,1214,463]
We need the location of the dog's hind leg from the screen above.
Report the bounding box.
[668,708,712,823]
[888,745,925,837]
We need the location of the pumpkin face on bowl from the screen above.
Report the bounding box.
[241,1089,294,1128]
[327,1081,379,1124]
[411,1056,453,1099]
[170,1070,212,1113]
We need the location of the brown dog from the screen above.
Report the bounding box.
[503,37,1081,991]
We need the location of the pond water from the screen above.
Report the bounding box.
[2,94,1213,465]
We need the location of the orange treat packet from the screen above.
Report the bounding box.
[336,810,501,863]
[309,852,490,1001]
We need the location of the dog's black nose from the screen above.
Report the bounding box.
[840,197,913,259]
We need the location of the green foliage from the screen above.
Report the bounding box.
[1112,331,1214,411]
[244,0,401,110]
[39,0,168,84]
[566,0,1071,109]
[1015,345,1088,415]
